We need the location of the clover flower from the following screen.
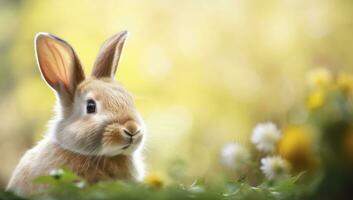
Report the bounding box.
[278,125,315,171]
[145,172,163,188]
[306,89,325,110]
[260,156,291,180]
[337,73,353,94]
[306,67,333,88]
[251,122,281,153]
[220,143,250,172]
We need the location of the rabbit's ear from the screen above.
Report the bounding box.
[91,31,128,79]
[35,33,85,98]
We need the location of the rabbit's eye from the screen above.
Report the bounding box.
[86,99,96,114]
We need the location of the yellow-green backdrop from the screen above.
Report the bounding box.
[1,0,353,187]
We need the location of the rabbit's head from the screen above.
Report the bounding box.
[35,31,145,156]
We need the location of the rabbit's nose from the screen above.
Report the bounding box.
[122,121,141,137]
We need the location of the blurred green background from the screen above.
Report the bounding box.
[1,0,353,188]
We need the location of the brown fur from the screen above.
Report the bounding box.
[92,31,128,79]
[7,31,145,196]
[7,139,139,195]
[36,33,85,105]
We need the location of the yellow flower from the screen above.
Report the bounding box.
[336,73,353,94]
[278,126,316,172]
[306,90,325,110]
[145,172,164,188]
[306,68,333,88]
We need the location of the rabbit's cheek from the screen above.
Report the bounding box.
[133,134,143,145]
[102,133,127,146]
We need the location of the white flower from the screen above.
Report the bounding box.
[260,156,291,180]
[220,143,250,172]
[75,181,86,188]
[49,168,64,179]
[251,122,281,152]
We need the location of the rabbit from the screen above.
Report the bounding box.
[6,31,146,195]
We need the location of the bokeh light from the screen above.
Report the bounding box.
[1,0,353,189]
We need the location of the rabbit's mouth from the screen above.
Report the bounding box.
[122,139,133,149]
[121,134,142,150]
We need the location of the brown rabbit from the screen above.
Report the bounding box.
[6,31,146,195]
